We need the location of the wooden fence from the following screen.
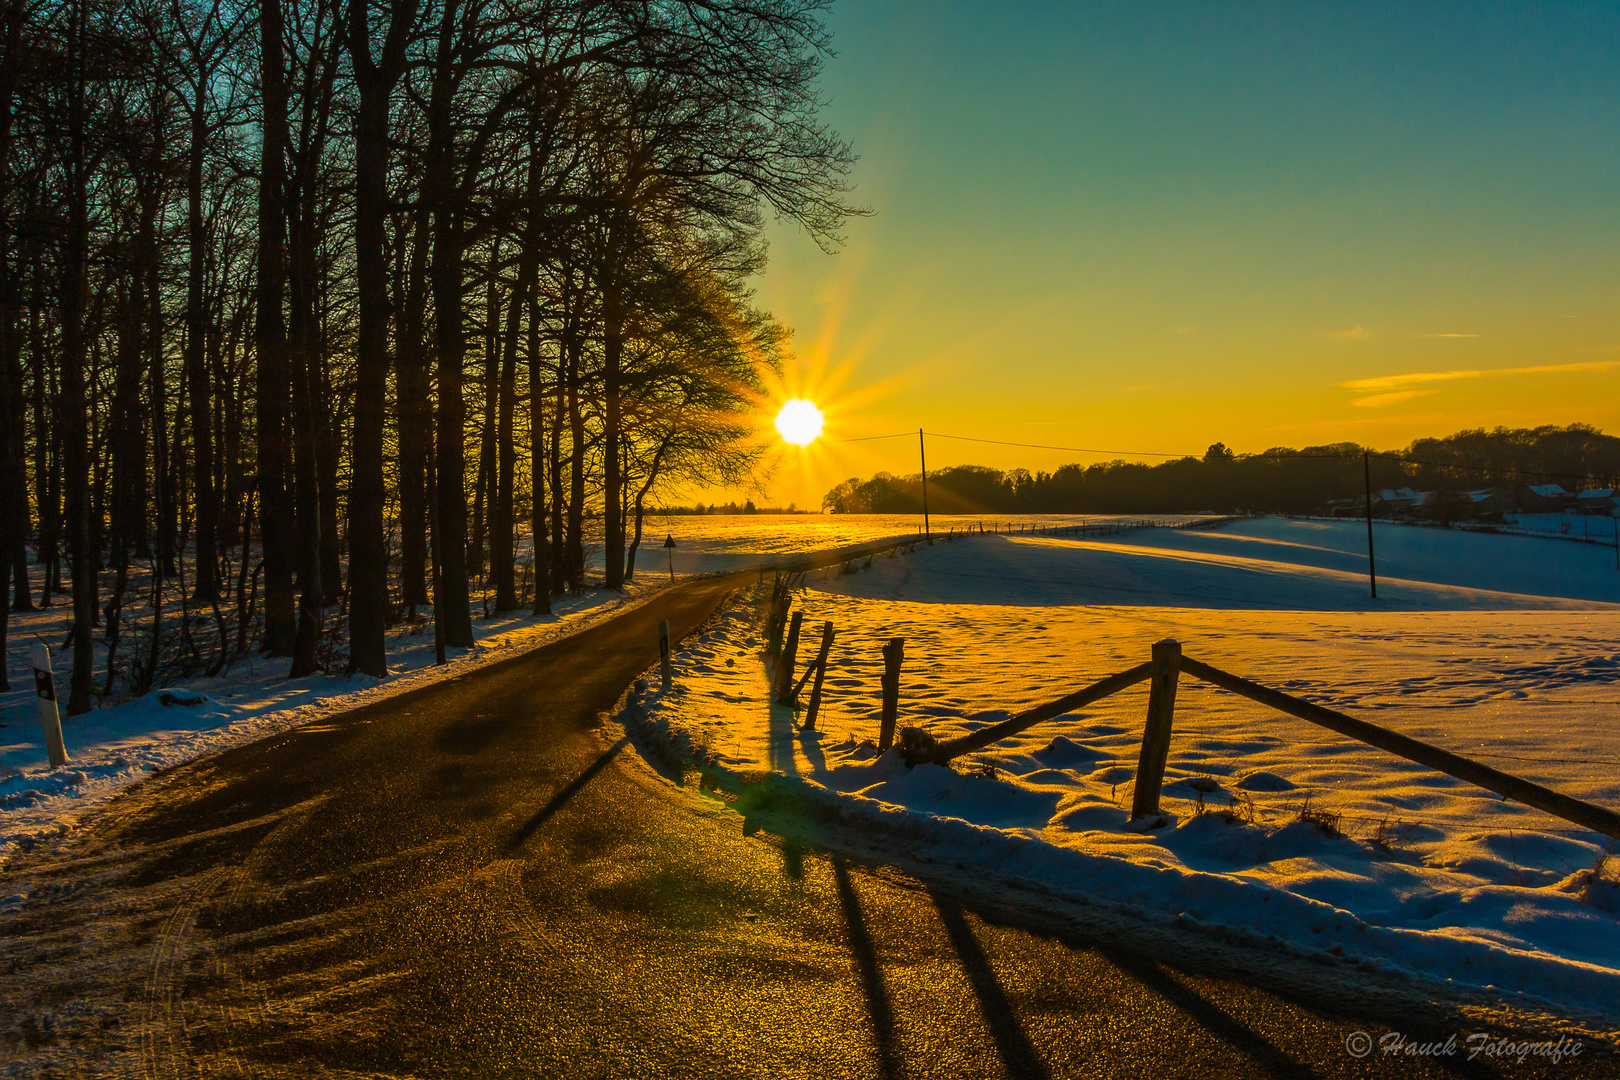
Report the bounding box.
[888,637,1620,843]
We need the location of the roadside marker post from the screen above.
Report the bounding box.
[659,620,672,692]
[30,644,68,768]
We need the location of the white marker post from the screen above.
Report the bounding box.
[30,643,68,768]
[658,620,673,692]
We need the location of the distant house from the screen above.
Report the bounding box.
[1467,488,1516,515]
[1523,484,1571,512]
[1417,490,1475,522]
[1372,487,1421,515]
[1576,489,1618,515]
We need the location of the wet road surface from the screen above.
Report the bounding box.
[1,575,1612,1077]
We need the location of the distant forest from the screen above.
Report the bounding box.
[821,425,1620,516]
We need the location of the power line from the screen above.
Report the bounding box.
[832,431,916,443]
[923,431,1187,458]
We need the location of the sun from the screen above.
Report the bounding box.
[774,398,825,447]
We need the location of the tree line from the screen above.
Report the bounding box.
[0,0,859,708]
[821,425,1620,516]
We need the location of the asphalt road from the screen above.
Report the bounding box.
[1,576,1612,1078]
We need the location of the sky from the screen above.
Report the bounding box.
[724,1,1620,511]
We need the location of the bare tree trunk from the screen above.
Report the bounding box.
[256,0,296,656]
[135,171,160,564]
[0,0,30,626]
[287,240,323,677]
[526,283,549,616]
[61,0,94,714]
[601,272,624,589]
[344,0,418,672]
[564,322,585,592]
[185,85,219,600]
[106,278,145,674]
[430,215,474,646]
[425,0,473,648]
[32,265,57,604]
[396,208,431,613]
[316,351,342,605]
[493,238,534,614]
[471,259,498,590]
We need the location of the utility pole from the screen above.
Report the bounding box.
[918,428,931,537]
[1363,450,1378,599]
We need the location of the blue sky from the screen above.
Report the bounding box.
[746,2,1620,507]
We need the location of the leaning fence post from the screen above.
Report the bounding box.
[31,644,68,769]
[879,637,904,750]
[802,622,835,730]
[1130,639,1182,820]
[658,620,673,691]
[774,610,804,702]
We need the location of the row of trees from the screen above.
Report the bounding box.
[821,425,1620,516]
[0,0,859,708]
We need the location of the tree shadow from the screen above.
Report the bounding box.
[929,889,1051,1080]
[798,728,829,777]
[1104,948,1325,1079]
[834,857,905,1080]
[766,698,798,776]
[506,737,629,851]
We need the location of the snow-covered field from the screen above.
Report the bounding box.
[648,511,1200,576]
[623,516,1620,1022]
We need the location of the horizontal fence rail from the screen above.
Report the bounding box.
[895,638,1620,844]
[906,663,1155,765]
[1177,655,1620,842]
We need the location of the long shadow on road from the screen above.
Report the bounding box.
[507,736,630,851]
[835,857,906,1080]
[930,889,1053,1080]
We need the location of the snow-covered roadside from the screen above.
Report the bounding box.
[617,519,1620,1026]
[0,580,673,869]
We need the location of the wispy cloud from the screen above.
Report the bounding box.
[1352,390,1436,408]
[1340,361,1616,393]
[1423,332,1478,338]
[1331,326,1371,341]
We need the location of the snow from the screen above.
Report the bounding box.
[620,515,1620,1021]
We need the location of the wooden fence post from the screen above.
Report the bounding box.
[1130,639,1182,820]
[766,590,789,658]
[31,644,68,768]
[659,621,673,691]
[802,622,835,730]
[879,637,904,750]
[774,610,804,702]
